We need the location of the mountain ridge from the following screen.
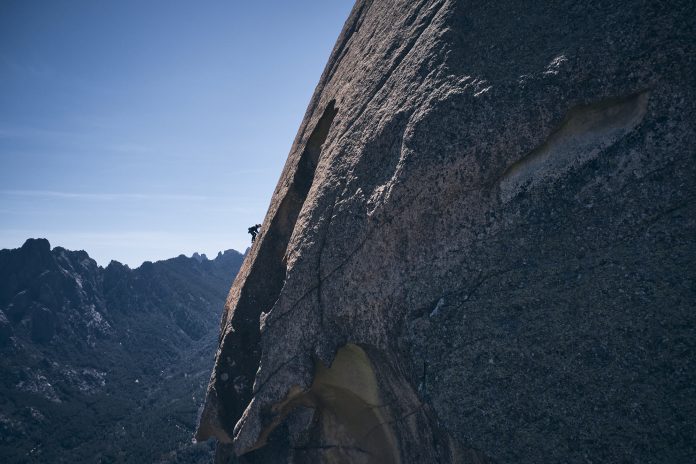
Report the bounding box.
[0,238,244,463]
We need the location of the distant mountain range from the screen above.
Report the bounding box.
[0,238,244,463]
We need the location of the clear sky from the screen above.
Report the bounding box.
[0,0,353,267]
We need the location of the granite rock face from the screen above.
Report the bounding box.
[198,1,696,462]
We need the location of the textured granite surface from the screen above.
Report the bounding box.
[198,1,696,462]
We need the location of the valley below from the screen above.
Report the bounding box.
[0,239,243,463]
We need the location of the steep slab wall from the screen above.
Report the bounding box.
[198,1,696,462]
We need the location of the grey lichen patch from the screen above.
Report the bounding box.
[499,91,650,202]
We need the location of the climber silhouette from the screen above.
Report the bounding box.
[248,224,261,243]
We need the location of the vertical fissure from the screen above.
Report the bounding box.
[214,101,338,435]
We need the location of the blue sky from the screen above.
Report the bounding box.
[0,0,353,266]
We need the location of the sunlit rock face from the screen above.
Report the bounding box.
[197,0,696,462]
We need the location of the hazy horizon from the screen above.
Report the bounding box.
[0,1,353,266]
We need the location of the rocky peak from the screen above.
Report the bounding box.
[0,239,245,462]
[20,237,51,254]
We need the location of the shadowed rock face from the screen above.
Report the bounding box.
[0,240,245,462]
[197,1,696,462]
